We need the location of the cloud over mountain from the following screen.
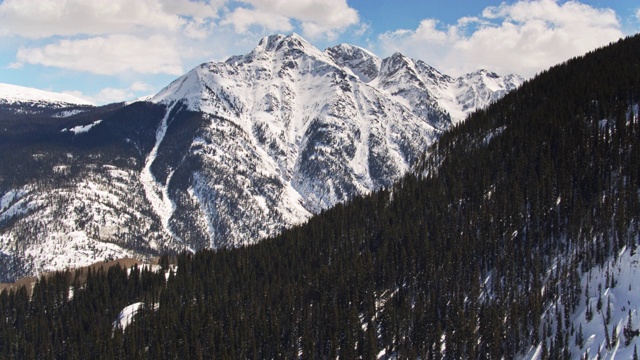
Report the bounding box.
[378,0,624,78]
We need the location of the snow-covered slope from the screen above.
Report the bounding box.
[517,245,640,360]
[0,33,522,281]
[0,165,176,280]
[0,83,93,107]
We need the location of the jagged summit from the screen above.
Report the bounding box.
[325,43,382,83]
[256,33,317,54]
[226,33,331,70]
[153,34,522,125]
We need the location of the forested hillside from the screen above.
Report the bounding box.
[1,34,640,359]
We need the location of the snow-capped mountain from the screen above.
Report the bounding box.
[147,33,521,245]
[0,83,93,107]
[0,83,94,120]
[0,34,522,281]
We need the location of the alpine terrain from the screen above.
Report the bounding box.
[0,34,521,282]
[1,33,639,359]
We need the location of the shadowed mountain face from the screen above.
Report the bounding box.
[0,34,522,281]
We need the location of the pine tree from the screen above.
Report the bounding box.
[576,323,584,349]
[597,293,603,312]
[626,310,636,346]
[603,313,612,350]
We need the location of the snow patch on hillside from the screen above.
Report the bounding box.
[61,119,102,134]
[113,302,143,331]
[0,188,34,223]
[53,109,87,118]
[125,94,153,105]
[23,231,135,274]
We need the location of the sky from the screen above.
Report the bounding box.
[0,0,639,105]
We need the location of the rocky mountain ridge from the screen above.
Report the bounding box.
[0,33,522,281]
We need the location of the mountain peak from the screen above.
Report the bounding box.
[325,43,381,82]
[466,68,499,79]
[326,43,378,58]
[388,51,410,62]
[225,33,329,68]
[380,52,416,78]
[457,69,524,88]
[255,33,316,54]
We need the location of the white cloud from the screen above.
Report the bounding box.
[160,0,224,19]
[65,81,156,105]
[129,81,155,92]
[0,0,228,76]
[14,35,184,75]
[354,22,371,37]
[636,8,640,21]
[94,87,136,104]
[379,0,624,78]
[222,0,359,39]
[0,0,192,38]
[0,0,360,76]
[222,7,293,34]
[411,19,449,43]
[183,18,216,39]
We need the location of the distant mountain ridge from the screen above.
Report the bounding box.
[0,33,522,281]
[0,83,93,107]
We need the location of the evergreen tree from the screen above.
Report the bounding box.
[626,310,639,346]
[576,323,584,349]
